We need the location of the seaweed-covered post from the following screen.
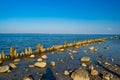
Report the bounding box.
[36,43,45,53]
[10,46,18,59]
[63,40,67,48]
[1,50,5,60]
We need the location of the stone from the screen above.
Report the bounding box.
[9,63,17,69]
[71,67,90,80]
[82,63,87,67]
[41,55,48,60]
[89,46,94,51]
[58,49,64,52]
[29,65,35,68]
[34,62,46,68]
[111,58,114,62]
[23,76,33,80]
[105,62,111,66]
[91,69,99,76]
[72,51,78,54]
[81,56,90,62]
[7,70,11,73]
[29,54,35,58]
[60,59,64,63]
[64,70,69,76]
[104,73,113,80]
[37,58,42,62]
[13,58,20,63]
[70,55,74,60]
[89,65,94,70]
[50,61,55,67]
[0,60,2,64]
[83,50,87,53]
[0,66,9,73]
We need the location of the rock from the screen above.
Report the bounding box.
[0,60,2,64]
[103,73,113,80]
[58,49,64,52]
[50,61,55,67]
[91,69,99,76]
[9,63,17,69]
[34,62,46,68]
[72,51,78,54]
[70,55,74,60]
[7,70,11,73]
[0,66,9,73]
[41,55,48,60]
[60,59,64,63]
[89,65,94,70]
[23,76,33,80]
[64,70,69,76]
[82,63,87,67]
[89,46,94,51]
[29,54,35,58]
[81,56,90,62]
[37,58,42,62]
[97,60,101,64]
[83,50,87,53]
[111,58,114,62]
[29,65,35,68]
[13,58,20,63]
[105,62,111,66]
[71,67,90,80]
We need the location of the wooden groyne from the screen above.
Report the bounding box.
[0,38,107,63]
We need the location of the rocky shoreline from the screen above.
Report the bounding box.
[0,36,120,80]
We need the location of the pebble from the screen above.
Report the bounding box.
[29,65,35,68]
[29,54,35,58]
[91,69,99,76]
[64,70,69,76]
[41,55,48,60]
[82,63,87,67]
[50,61,55,67]
[81,56,90,62]
[37,58,42,62]
[23,76,33,80]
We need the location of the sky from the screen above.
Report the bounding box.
[0,0,120,34]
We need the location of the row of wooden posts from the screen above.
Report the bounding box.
[0,38,106,61]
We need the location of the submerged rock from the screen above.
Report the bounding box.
[41,55,48,60]
[29,65,35,68]
[64,70,69,76]
[37,58,42,62]
[0,60,2,64]
[81,56,90,62]
[70,55,74,60]
[71,67,90,80]
[29,54,35,59]
[0,66,9,73]
[50,61,55,67]
[82,63,87,67]
[23,76,33,80]
[34,62,46,68]
[103,73,113,80]
[13,58,20,63]
[9,63,17,69]
[91,69,99,76]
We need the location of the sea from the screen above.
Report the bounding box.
[0,34,120,80]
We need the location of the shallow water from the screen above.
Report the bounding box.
[0,34,120,80]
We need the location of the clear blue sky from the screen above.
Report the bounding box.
[0,0,120,34]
